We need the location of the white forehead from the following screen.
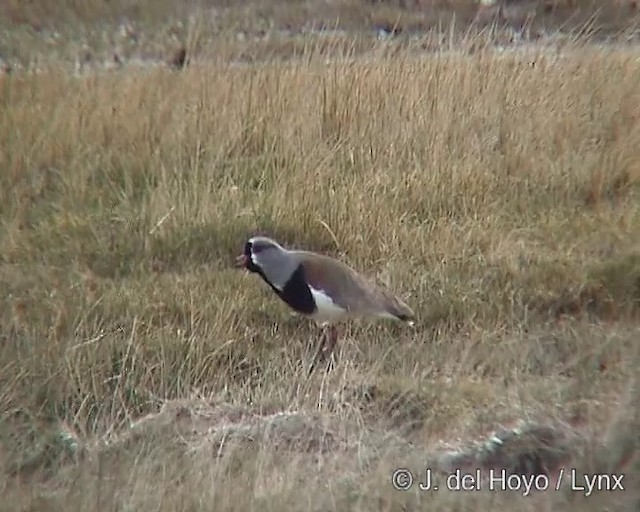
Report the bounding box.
[249,236,274,244]
[247,237,279,266]
[248,236,281,249]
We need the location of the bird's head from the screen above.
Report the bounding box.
[235,237,301,293]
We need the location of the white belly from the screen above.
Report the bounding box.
[309,287,348,325]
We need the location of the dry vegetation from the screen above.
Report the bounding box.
[1,7,640,510]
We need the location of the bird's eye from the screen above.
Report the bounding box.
[251,242,268,254]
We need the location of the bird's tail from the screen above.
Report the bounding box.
[390,298,416,326]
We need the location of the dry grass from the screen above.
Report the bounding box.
[1,34,640,510]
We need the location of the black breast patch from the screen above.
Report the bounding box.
[277,264,317,315]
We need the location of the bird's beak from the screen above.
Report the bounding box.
[235,254,248,269]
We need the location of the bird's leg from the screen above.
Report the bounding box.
[307,325,339,376]
[307,327,327,376]
[308,325,340,376]
[322,325,339,369]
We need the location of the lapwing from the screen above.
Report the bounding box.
[235,236,415,374]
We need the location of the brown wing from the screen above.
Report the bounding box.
[297,252,415,322]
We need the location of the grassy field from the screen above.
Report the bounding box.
[1,25,640,512]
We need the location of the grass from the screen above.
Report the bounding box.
[1,27,640,511]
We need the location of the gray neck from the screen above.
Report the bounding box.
[255,245,300,291]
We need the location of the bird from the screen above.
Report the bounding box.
[234,236,415,374]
